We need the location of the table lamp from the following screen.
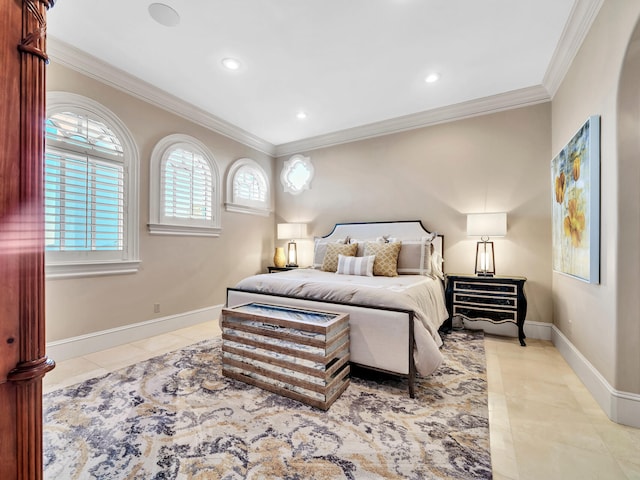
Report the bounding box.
[466,213,507,276]
[277,223,308,267]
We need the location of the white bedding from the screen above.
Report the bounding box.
[234,268,449,376]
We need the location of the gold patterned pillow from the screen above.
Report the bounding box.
[313,237,348,268]
[363,241,401,276]
[321,243,358,272]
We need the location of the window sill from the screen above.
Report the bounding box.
[46,260,141,279]
[225,202,272,217]
[148,223,222,237]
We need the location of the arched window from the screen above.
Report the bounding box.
[281,154,314,195]
[225,158,271,216]
[45,92,140,278]
[149,134,221,236]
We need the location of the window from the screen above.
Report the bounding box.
[45,92,140,278]
[225,158,271,216]
[280,154,314,195]
[149,134,221,236]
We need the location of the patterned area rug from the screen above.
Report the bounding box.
[43,330,491,479]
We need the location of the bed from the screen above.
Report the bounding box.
[226,220,449,397]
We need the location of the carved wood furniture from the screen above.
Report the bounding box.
[0,1,56,479]
[221,303,350,410]
[445,274,528,346]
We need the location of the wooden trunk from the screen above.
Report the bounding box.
[221,303,350,410]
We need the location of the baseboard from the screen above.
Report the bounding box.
[523,320,553,340]
[46,304,223,362]
[460,319,552,341]
[551,325,640,428]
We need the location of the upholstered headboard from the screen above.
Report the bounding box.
[315,220,444,277]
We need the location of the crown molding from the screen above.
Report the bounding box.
[49,0,601,162]
[543,0,605,98]
[47,38,276,156]
[275,85,551,157]
[278,0,605,158]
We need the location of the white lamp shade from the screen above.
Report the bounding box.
[466,213,507,237]
[277,223,308,240]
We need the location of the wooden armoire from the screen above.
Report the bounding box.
[1,1,56,478]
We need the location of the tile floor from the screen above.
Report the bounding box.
[485,335,640,480]
[43,323,640,480]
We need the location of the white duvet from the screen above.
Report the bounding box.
[234,269,449,375]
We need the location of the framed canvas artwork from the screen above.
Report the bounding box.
[551,115,600,283]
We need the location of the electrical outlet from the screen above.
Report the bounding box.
[153,303,160,313]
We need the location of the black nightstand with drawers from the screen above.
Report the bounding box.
[444,274,527,346]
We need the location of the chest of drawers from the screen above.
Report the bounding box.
[444,275,527,346]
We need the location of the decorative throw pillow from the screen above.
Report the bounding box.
[349,236,386,256]
[336,254,375,276]
[363,241,401,277]
[394,233,437,276]
[431,250,444,280]
[321,243,358,272]
[313,237,348,268]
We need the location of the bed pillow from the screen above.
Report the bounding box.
[321,243,358,272]
[431,250,444,280]
[363,241,401,277]
[313,237,348,268]
[349,236,387,256]
[336,254,375,276]
[393,233,437,276]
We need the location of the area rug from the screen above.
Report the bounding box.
[43,330,491,479]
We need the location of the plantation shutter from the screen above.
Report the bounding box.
[233,166,267,203]
[162,147,213,222]
[44,112,125,252]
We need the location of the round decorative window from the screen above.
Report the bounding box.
[280,154,314,195]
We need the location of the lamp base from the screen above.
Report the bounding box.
[286,241,298,268]
[474,240,496,277]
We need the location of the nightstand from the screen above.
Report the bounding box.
[444,274,527,346]
[267,266,298,273]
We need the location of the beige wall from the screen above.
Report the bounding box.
[45,64,275,341]
[617,14,640,396]
[276,103,553,325]
[45,62,554,342]
[551,0,640,394]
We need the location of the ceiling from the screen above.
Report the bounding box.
[47,1,599,155]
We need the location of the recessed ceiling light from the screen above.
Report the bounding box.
[148,3,180,27]
[425,73,440,84]
[221,57,241,71]
[296,111,307,120]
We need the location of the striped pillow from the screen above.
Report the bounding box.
[321,243,358,272]
[336,254,375,276]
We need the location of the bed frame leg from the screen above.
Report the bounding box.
[408,314,416,398]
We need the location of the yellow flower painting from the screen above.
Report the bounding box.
[551,116,600,283]
[555,172,566,204]
[564,196,586,247]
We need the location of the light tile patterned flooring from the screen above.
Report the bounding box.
[43,323,640,480]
